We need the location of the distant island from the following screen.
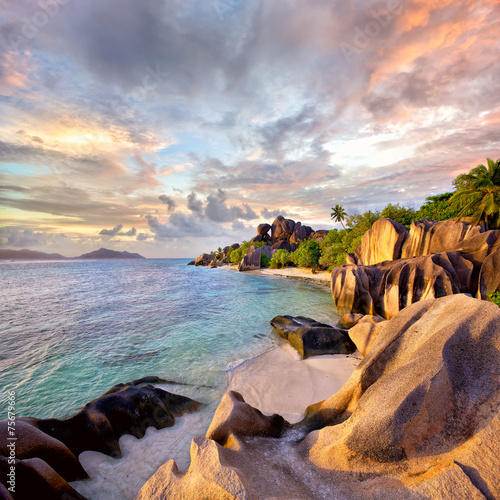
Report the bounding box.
[0,248,145,260]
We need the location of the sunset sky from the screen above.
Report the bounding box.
[0,0,499,257]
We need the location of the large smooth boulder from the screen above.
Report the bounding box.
[348,320,387,356]
[271,216,296,243]
[238,245,273,272]
[271,240,292,252]
[270,315,355,358]
[302,295,500,500]
[0,379,202,499]
[290,222,313,244]
[257,223,271,237]
[479,249,500,297]
[401,218,484,259]
[354,218,409,265]
[195,253,216,266]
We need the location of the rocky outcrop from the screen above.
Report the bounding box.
[479,249,500,296]
[338,313,385,329]
[354,218,409,265]
[138,295,500,499]
[290,222,314,244]
[195,253,216,266]
[238,245,274,272]
[348,320,387,356]
[401,218,484,258]
[0,378,202,499]
[302,295,500,497]
[332,229,500,319]
[270,315,355,358]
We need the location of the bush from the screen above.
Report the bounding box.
[260,252,271,267]
[487,291,500,307]
[290,239,321,269]
[415,193,462,221]
[269,249,291,269]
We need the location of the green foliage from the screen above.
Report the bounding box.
[487,291,500,307]
[452,165,488,191]
[269,249,291,269]
[260,252,271,267]
[415,193,461,221]
[227,241,266,264]
[380,203,416,227]
[290,239,321,269]
[330,204,347,229]
[450,158,500,228]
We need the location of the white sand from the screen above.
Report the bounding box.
[220,264,332,284]
[227,342,361,424]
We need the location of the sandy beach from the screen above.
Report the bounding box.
[223,264,332,286]
[227,342,361,424]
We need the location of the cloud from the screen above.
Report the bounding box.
[0,227,48,248]
[99,224,137,237]
[204,188,257,223]
[187,192,204,213]
[261,208,287,219]
[99,224,123,236]
[159,194,176,211]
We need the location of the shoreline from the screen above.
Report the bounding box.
[221,264,332,288]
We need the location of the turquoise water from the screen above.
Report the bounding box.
[0,259,338,420]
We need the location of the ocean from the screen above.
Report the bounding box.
[0,259,339,499]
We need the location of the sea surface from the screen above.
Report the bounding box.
[0,259,339,421]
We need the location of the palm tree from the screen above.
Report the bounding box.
[331,204,347,230]
[450,158,500,229]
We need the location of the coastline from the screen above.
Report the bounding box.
[221,264,332,287]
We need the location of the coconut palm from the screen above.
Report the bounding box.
[450,158,500,229]
[331,204,347,230]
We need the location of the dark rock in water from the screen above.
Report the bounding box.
[0,379,202,499]
[187,260,195,265]
[270,315,355,358]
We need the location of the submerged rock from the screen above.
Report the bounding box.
[270,315,355,358]
[0,380,202,500]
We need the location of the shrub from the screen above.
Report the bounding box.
[291,239,321,269]
[260,252,271,267]
[269,249,291,269]
[487,291,500,307]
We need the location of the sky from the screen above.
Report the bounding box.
[0,0,499,258]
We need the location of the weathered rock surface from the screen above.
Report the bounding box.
[206,391,289,445]
[348,320,387,356]
[401,218,484,259]
[138,295,500,500]
[270,315,355,358]
[338,313,385,329]
[290,222,314,244]
[479,249,500,296]
[271,240,293,252]
[302,295,500,500]
[257,223,271,237]
[238,245,274,272]
[354,218,409,265]
[195,253,216,266]
[332,229,500,319]
[0,379,202,499]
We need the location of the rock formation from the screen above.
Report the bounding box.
[301,295,500,499]
[0,378,202,499]
[138,295,500,499]
[332,228,500,319]
[194,253,216,266]
[401,218,484,259]
[238,245,274,272]
[270,315,355,358]
[354,218,409,265]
